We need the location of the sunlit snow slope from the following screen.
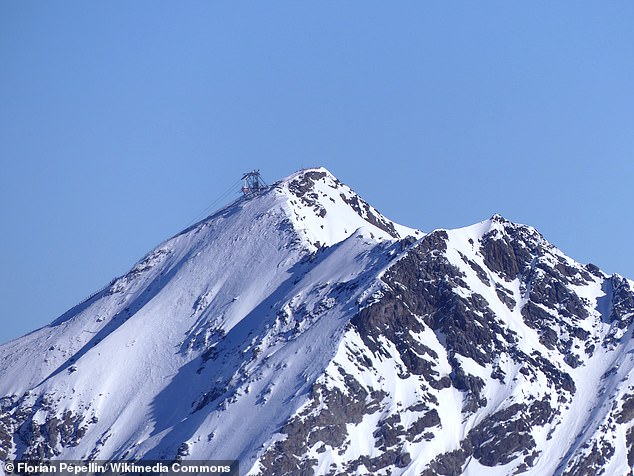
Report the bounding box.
[1,168,634,476]
[0,168,418,469]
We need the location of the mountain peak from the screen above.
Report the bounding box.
[451,213,544,245]
[3,169,634,476]
[490,212,507,223]
[280,165,334,183]
[274,167,422,249]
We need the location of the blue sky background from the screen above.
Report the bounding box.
[1,2,633,344]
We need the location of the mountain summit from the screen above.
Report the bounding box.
[1,168,634,476]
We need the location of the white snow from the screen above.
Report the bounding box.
[1,172,633,476]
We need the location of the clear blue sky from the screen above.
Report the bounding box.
[1,2,633,344]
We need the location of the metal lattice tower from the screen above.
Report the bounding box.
[241,170,267,196]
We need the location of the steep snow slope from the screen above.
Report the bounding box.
[0,168,418,468]
[1,169,634,476]
[250,215,634,476]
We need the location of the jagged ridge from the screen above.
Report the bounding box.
[1,169,634,476]
[251,215,634,476]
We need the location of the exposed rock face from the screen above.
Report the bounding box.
[252,215,634,476]
[1,170,633,476]
[1,393,97,461]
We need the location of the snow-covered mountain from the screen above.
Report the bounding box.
[1,167,634,476]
